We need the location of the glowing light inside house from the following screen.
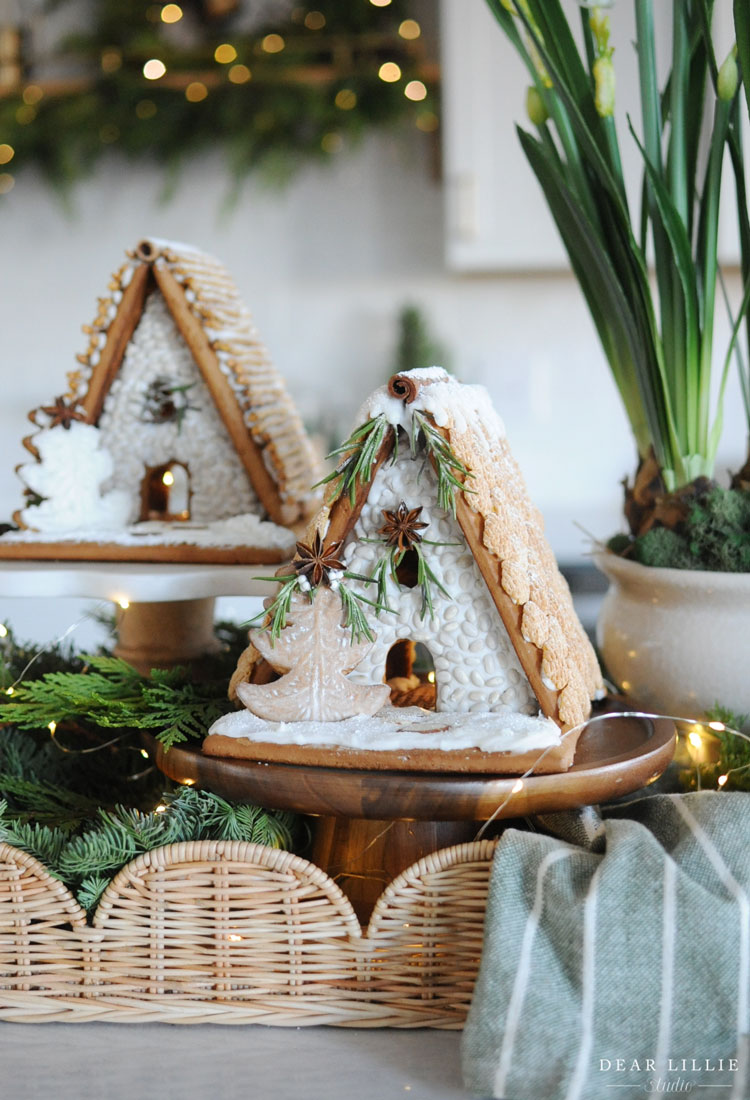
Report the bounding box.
[162,470,175,486]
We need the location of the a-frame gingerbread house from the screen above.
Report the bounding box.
[0,238,321,564]
[206,368,603,774]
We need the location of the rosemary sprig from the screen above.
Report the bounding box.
[411,411,473,515]
[414,544,451,621]
[337,585,376,643]
[316,415,390,506]
[248,574,300,643]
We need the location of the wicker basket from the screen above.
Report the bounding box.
[0,837,496,1026]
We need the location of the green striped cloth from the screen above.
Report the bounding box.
[462,793,749,1100]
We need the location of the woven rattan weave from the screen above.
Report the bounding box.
[0,837,495,1026]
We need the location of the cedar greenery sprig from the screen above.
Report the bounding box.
[1,656,227,752]
[0,785,296,915]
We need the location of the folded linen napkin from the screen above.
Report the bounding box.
[462,793,749,1100]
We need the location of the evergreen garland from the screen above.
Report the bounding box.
[0,0,437,197]
[0,620,299,916]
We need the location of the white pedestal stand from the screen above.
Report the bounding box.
[0,561,281,673]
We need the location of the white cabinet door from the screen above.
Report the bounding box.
[441,0,567,271]
[440,0,733,272]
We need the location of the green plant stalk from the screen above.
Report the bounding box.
[489,0,739,494]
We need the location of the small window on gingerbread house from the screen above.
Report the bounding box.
[140,461,191,521]
[385,639,437,710]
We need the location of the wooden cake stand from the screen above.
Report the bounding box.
[154,712,676,922]
[0,560,278,673]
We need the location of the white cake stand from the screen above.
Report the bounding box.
[0,560,282,672]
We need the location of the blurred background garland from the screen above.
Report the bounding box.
[0,0,438,195]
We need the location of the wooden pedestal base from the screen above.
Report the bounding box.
[114,597,220,674]
[310,816,478,924]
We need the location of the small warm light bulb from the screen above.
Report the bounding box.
[404,80,427,102]
[427,670,436,684]
[118,598,130,610]
[0,145,13,165]
[154,803,168,813]
[708,721,726,732]
[688,730,703,749]
[181,778,195,787]
[378,62,402,83]
[511,779,524,794]
[228,64,251,84]
[0,623,7,637]
[161,3,183,22]
[143,59,167,80]
[304,11,326,30]
[398,19,421,39]
[48,721,57,734]
[101,48,122,73]
[334,88,357,110]
[262,34,285,53]
[185,82,208,102]
[227,933,242,942]
[140,748,150,759]
[214,43,237,64]
[717,774,728,787]
[370,0,392,6]
[5,687,14,696]
[162,470,175,486]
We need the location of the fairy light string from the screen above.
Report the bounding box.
[474,710,750,842]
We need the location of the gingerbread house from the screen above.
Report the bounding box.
[205,368,603,774]
[0,238,321,564]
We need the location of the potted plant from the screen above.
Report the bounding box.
[487,0,750,716]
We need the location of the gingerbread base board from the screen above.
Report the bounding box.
[0,539,287,565]
[202,728,580,774]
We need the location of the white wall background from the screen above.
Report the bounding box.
[0,110,747,646]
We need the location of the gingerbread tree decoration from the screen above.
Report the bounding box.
[236,587,390,723]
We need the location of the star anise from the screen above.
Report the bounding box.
[292,531,346,588]
[379,501,429,553]
[38,396,88,431]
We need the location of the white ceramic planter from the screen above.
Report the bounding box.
[594,550,750,719]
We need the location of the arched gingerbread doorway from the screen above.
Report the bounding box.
[385,639,437,710]
[140,461,191,521]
